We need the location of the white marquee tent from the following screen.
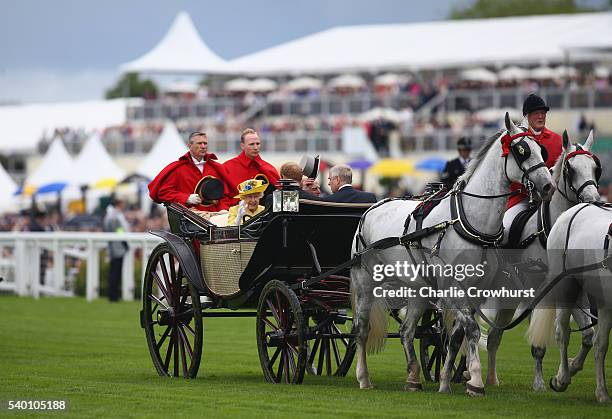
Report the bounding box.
[25,138,75,189]
[120,11,230,74]
[0,163,17,212]
[230,12,612,74]
[0,99,135,153]
[71,133,125,187]
[137,121,187,180]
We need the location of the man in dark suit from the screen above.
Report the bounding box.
[440,137,472,190]
[322,164,377,203]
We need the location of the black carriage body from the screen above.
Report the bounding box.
[161,200,368,308]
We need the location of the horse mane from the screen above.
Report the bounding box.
[455,129,504,186]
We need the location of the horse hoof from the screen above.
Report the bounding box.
[405,382,423,392]
[486,377,500,386]
[466,383,485,397]
[532,381,546,392]
[596,390,611,403]
[359,383,374,390]
[549,377,567,393]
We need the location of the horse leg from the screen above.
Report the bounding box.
[568,293,594,377]
[462,310,485,396]
[439,313,464,394]
[550,308,572,392]
[352,273,374,389]
[531,345,547,391]
[594,308,611,403]
[486,309,514,386]
[399,306,425,391]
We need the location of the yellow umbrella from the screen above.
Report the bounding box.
[92,178,118,189]
[368,159,415,177]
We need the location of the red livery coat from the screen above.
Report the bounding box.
[507,127,562,209]
[223,151,280,204]
[148,152,232,211]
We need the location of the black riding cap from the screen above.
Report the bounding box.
[194,176,224,202]
[457,137,472,150]
[522,93,550,116]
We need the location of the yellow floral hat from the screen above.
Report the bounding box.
[234,179,268,199]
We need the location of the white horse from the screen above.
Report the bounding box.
[351,114,555,395]
[484,130,601,390]
[529,192,612,401]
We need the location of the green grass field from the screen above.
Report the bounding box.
[0,295,610,418]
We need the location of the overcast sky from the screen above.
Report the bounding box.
[0,0,470,103]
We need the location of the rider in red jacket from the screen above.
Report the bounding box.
[148,132,232,212]
[502,94,562,243]
[223,128,280,205]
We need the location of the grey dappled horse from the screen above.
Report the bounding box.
[485,130,601,390]
[351,114,555,396]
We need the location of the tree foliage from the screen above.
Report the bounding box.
[105,73,158,99]
[449,0,600,19]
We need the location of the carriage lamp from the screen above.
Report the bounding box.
[273,180,300,213]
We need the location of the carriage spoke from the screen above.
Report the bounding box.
[152,272,171,302]
[266,298,282,325]
[268,347,282,369]
[275,291,285,325]
[156,326,172,351]
[317,339,326,376]
[181,321,196,337]
[177,324,194,362]
[308,337,321,366]
[149,292,169,310]
[158,257,172,296]
[178,328,188,377]
[173,328,179,377]
[325,338,332,375]
[287,346,297,378]
[331,324,349,348]
[163,333,174,372]
[283,349,290,383]
[262,316,279,331]
[276,350,285,382]
[331,335,342,367]
[427,348,438,371]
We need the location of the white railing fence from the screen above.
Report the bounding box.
[0,232,162,301]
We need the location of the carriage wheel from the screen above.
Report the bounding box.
[142,243,203,378]
[419,310,466,383]
[306,311,355,377]
[256,280,307,384]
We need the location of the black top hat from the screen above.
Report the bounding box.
[194,176,224,205]
[299,155,320,179]
[522,93,550,116]
[457,137,472,150]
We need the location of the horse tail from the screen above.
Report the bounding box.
[350,285,388,354]
[527,308,556,348]
[366,298,388,354]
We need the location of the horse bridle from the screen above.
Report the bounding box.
[501,131,548,201]
[560,146,601,203]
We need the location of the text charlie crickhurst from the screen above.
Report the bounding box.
[371,261,535,299]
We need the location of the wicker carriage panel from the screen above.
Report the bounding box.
[200,241,257,297]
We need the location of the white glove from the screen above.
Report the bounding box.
[186,194,202,205]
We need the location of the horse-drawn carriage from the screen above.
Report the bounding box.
[139,194,465,384]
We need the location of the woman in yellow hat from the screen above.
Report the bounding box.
[227,179,267,226]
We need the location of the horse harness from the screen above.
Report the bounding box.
[559,145,602,204]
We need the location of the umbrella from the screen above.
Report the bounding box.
[36,182,68,194]
[498,66,529,81]
[328,74,366,89]
[374,73,406,86]
[360,107,402,123]
[553,66,578,78]
[249,78,277,92]
[415,157,447,172]
[347,159,373,170]
[460,68,498,84]
[92,178,118,189]
[286,76,323,91]
[594,66,610,78]
[368,159,415,177]
[224,78,252,92]
[530,66,555,80]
